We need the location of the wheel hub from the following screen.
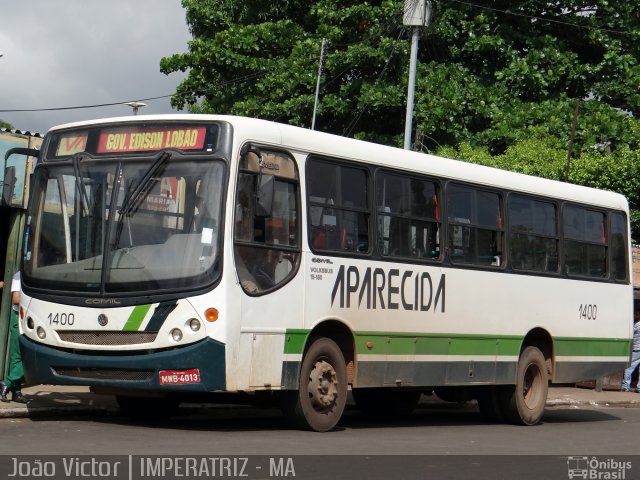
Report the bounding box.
[308,360,338,410]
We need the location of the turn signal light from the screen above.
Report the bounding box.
[205,308,219,322]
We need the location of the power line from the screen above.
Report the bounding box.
[0,72,268,113]
[436,0,633,36]
[0,94,172,113]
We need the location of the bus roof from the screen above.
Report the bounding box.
[47,114,629,212]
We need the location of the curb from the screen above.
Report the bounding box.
[0,404,119,419]
[546,398,640,408]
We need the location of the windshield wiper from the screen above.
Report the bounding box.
[119,151,172,217]
[113,151,172,248]
[71,154,91,217]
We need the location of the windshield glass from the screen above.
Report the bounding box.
[24,156,225,295]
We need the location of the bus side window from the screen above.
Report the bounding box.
[447,183,503,267]
[234,150,300,294]
[307,159,370,254]
[376,170,441,260]
[563,206,607,278]
[508,195,558,273]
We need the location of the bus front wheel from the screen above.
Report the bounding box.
[500,346,548,425]
[282,337,347,432]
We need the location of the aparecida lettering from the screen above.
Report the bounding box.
[331,265,445,312]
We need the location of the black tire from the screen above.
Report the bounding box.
[282,337,347,432]
[499,346,548,425]
[353,388,421,416]
[116,395,180,420]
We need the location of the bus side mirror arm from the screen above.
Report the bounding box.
[4,147,40,162]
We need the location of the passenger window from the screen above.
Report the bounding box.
[508,195,558,273]
[307,159,370,254]
[563,206,606,278]
[376,170,441,260]
[610,212,628,282]
[233,149,300,294]
[447,184,503,266]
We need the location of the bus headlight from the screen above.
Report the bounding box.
[189,318,201,332]
[36,327,46,339]
[171,328,183,342]
[26,317,34,330]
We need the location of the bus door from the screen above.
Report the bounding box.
[233,147,302,388]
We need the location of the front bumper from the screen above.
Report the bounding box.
[20,336,226,392]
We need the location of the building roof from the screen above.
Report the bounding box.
[0,128,43,137]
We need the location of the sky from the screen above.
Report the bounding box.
[0,1,192,134]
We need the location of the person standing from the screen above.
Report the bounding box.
[621,303,640,393]
[0,272,27,403]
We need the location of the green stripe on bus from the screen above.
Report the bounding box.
[354,332,523,356]
[122,304,153,331]
[283,329,630,357]
[554,337,631,357]
[284,329,310,354]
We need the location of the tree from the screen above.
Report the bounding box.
[415,1,640,153]
[162,0,407,143]
[0,119,12,130]
[162,0,639,153]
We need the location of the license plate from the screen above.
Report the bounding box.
[159,368,201,385]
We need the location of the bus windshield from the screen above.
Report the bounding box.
[23,155,226,295]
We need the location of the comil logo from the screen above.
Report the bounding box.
[567,456,632,479]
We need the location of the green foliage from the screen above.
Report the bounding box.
[0,119,12,130]
[162,0,639,154]
[162,0,640,237]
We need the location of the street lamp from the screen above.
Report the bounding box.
[403,0,432,150]
[124,101,146,115]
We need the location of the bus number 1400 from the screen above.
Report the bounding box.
[48,312,75,326]
[578,304,597,321]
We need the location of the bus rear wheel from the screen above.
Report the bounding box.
[500,346,548,425]
[282,337,347,432]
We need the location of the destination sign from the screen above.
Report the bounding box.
[56,132,88,156]
[97,126,207,153]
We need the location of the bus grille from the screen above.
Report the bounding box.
[53,367,154,382]
[56,331,158,346]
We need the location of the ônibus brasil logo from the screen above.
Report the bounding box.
[567,456,632,479]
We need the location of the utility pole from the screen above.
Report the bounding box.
[311,38,327,130]
[403,0,431,150]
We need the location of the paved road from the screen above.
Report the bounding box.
[1,403,638,456]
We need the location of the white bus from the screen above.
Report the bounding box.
[18,115,632,431]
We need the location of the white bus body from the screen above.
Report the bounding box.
[19,115,633,431]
